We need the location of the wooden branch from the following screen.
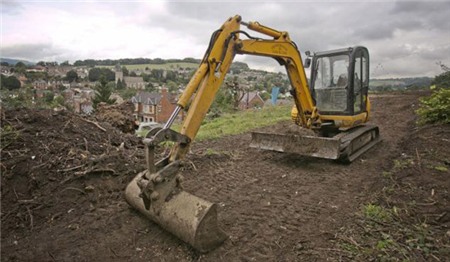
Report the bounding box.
[79,118,106,132]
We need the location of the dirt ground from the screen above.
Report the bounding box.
[1,91,449,261]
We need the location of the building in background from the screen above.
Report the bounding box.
[131,88,179,123]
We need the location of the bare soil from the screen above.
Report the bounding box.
[1,91,448,261]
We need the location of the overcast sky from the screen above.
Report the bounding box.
[1,0,449,78]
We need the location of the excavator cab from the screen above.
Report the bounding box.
[309,47,369,117]
[252,45,379,161]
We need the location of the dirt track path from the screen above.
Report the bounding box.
[1,92,424,261]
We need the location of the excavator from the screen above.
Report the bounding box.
[125,15,380,252]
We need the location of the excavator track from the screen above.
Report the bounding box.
[336,125,381,163]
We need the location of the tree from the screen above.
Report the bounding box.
[225,81,246,110]
[44,92,55,103]
[165,70,177,81]
[37,61,46,67]
[259,92,271,101]
[92,77,116,109]
[116,78,126,89]
[432,63,450,89]
[0,74,21,90]
[122,66,129,76]
[65,70,78,82]
[209,87,234,117]
[88,67,115,82]
[60,61,70,66]
[14,62,27,74]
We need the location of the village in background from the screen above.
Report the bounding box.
[0,57,432,126]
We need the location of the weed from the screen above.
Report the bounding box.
[393,159,414,170]
[434,165,448,172]
[382,171,393,178]
[376,237,393,251]
[340,242,360,255]
[1,125,20,150]
[416,88,450,125]
[204,148,220,156]
[363,204,392,222]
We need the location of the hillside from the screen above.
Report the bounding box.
[370,77,432,91]
[0,58,35,66]
[1,90,448,261]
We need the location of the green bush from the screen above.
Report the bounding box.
[416,88,450,125]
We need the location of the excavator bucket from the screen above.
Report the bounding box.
[250,125,381,162]
[125,128,227,252]
[125,170,227,252]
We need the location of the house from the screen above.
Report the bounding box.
[32,80,48,90]
[239,91,265,110]
[47,65,73,78]
[26,66,46,73]
[131,88,179,123]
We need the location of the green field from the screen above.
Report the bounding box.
[98,62,199,71]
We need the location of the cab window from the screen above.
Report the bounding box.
[313,54,349,113]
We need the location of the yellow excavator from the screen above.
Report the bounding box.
[125,15,380,252]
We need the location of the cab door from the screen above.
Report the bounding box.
[351,47,369,114]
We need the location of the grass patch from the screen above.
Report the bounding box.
[173,105,292,141]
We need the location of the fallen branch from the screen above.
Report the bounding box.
[26,206,34,230]
[79,118,106,132]
[60,168,116,184]
[61,187,86,195]
[57,164,85,173]
[74,168,116,177]
[84,137,89,152]
[17,199,39,204]
[436,212,447,221]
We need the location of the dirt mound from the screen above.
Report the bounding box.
[94,101,137,133]
[1,108,144,252]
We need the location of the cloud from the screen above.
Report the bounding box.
[1,0,24,15]
[1,43,68,61]
[1,1,449,78]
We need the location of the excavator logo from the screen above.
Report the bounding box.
[272,44,288,55]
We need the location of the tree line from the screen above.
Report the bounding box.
[73,57,201,67]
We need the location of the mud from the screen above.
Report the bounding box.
[1,91,448,261]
